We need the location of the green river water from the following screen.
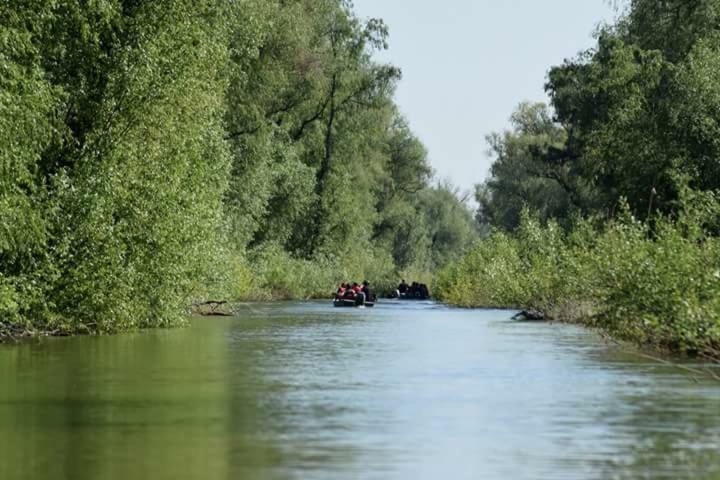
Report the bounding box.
[1,301,720,479]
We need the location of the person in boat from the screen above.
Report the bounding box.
[419,283,430,299]
[336,282,346,298]
[349,282,365,304]
[398,280,409,296]
[343,283,357,299]
[362,281,375,302]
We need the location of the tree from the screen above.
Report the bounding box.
[477,102,579,230]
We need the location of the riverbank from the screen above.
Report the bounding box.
[435,209,720,359]
[0,320,73,343]
[0,321,32,343]
[0,241,435,344]
[222,247,434,303]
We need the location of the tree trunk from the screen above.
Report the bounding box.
[317,73,337,195]
[307,74,337,255]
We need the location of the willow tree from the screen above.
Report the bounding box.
[223,0,400,257]
[2,0,234,331]
[479,0,720,229]
[0,2,60,324]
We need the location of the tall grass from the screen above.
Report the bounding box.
[209,244,413,301]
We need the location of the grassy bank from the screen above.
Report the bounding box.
[205,245,432,302]
[435,200,720,358]
[0,241,432,343]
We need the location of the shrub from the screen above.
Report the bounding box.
[437,204,720,356]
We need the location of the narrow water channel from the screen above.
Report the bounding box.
[1,301,719,479]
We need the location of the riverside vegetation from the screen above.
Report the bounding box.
[5,0,720,359]
[0,0,477,338]
[436,0,720,358]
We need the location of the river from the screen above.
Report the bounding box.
[1,301,720,479]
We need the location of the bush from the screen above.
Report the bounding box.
[233,244,401,301]
[437,205,720,356]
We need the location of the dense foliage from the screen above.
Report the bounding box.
[437,196,720,356]
[0,0,477,335]
[478,0,720,229]
[442,0,720,356]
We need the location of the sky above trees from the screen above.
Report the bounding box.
[354,0,617,195]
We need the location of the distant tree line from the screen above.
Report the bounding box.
[478,0,720,232]
[0,0,477,333]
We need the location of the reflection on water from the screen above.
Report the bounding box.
[1,301,719,480]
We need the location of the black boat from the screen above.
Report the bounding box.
[333,297,375,308]
[396,293,430,301]
[391,281,430,300]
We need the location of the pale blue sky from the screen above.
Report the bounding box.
[353,0,618,195]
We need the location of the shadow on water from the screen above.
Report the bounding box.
[1,300,719,479]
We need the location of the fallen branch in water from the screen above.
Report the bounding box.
[190,300,234,317]
[511,310,545,321]
[0,321,34,343]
